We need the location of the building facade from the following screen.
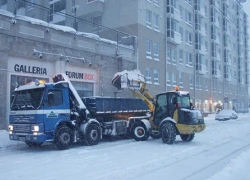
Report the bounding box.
[0,0,249,115]
[0,7,137,129]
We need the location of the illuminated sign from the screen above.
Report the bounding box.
[66,71,94,81]
[14,64,47,75]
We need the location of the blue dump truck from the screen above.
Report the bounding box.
[8,74,149,150]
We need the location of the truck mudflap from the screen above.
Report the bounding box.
[176,123,206,134]
[9,134,47,143]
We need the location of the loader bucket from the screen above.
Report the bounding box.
[111,73,128,90]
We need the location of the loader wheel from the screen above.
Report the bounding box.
[180,134,195,142]
[161,122,176,144]
[132,122,149,141]
[25,142,43,147]
[150,131,161,139]
[84,124,101,146]
[55,126,73,150]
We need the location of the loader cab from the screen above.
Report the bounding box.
[153,91,191,126]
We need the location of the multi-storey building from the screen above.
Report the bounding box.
[0,0,249,113]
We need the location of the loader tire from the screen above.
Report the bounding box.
[132,122,149,141]
[84,123,101,146]
[180,133,195,142]
[55,126,73,150]
[161,122,176,144]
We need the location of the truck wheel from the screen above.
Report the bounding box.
[161,122,176,144]
[55,126,73,150]
[180,134,195,142]
[132,122,149,141]
[25,142,43,147]
[150,131,161,139]
[84,124,101,146]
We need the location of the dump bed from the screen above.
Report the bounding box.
[82,97,149,115]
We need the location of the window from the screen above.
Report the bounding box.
[179,72,183,87]
[185,10,192,25]
[179,49,183,64]
[146,9,152,27]
[146,68,152,83]
[47,90,63,106]
[172,48,176,65]
[10,75,49,102]
[167,47,171,63]
[179,27,183,41]
[190,75,193,89]
[49,0,66,22]
[185,52,192,66]
[153,42,159,60]
[167,72,171,86]
[71,81,94,97]
[154,13,159,30]
[172,73,176,86]
[146,40,152,58]
[153,69,159,84]
[179,5,183,19]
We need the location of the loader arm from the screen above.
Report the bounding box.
[111,70,155,113]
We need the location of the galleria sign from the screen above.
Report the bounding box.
[14,64,47,75]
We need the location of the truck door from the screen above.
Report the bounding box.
[43,89,70,135]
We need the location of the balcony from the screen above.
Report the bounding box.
[78,0,104,17]
[166,8,181,22]
[212,70,221,79]
[212,36,221,45]
[196,44,207,55]
[211,19,220,28]
[225,75,232,82]
[167,31,181,45]
[196,64,207,75]
[195,6,206,18]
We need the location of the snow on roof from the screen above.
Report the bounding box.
[15,83,45,91]
[16,15,48,26]
[76,32,100,40]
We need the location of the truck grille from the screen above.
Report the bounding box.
[14,124,30,133]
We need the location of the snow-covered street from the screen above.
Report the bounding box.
[1,114,250,180]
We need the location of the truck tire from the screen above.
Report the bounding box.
[161,122,176,144]
[84,124,101,146]
[25,142,43,147]
[150,131,161,139]
[180,134,195,142]
[54,126,73,150]
[132,122,149,141]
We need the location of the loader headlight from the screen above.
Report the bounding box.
[9,125,13,131]
[31,125,39,132]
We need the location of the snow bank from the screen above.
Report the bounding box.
[207,148,250,180]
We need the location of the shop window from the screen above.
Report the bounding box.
[71,81,94,97]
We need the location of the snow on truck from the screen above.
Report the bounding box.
[8,73,150,150]
[112,70,206,143]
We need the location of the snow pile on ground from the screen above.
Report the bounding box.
[207,148,250,180]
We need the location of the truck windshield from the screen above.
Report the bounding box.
[11,88,45,110]
[178,95,190,109]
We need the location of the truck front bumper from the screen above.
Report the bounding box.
[9,134,47,143]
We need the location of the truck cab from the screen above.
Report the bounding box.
[9,81,72,147]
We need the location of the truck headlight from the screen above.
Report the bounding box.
[9,125,13,131]
[31,125,39,132]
